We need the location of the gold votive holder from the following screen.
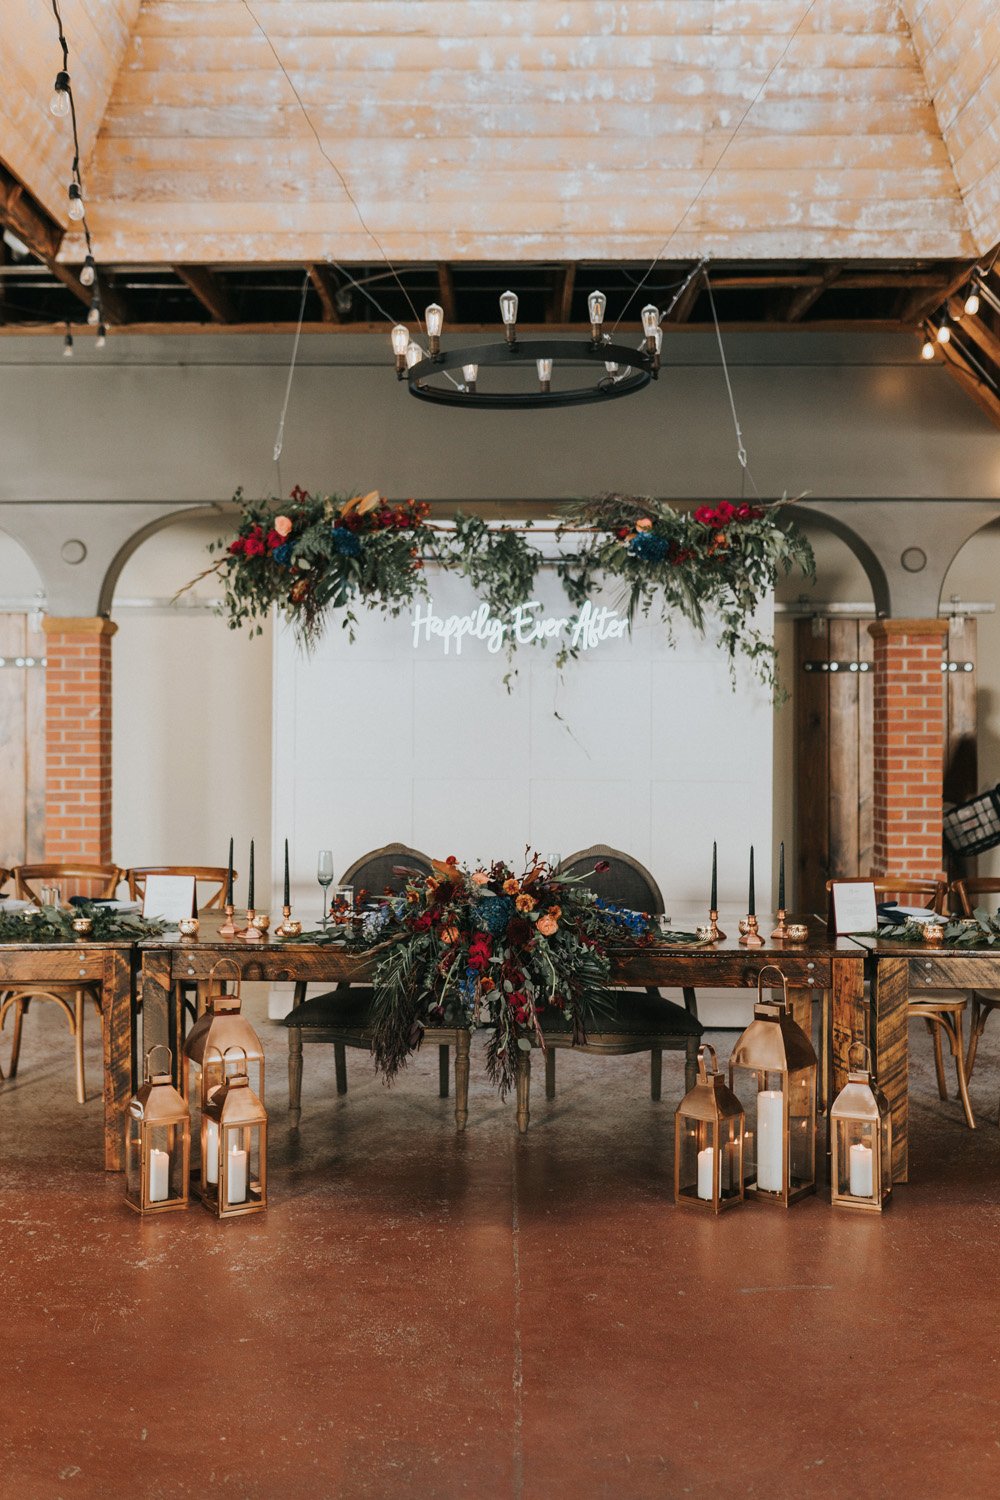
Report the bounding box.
[178,916,200,939]
[738,913,764,947]
[921,923,946,946]
[275,906,301,938]
[244,911,269,941]
[71,916,93,938]
[784,922,810,943]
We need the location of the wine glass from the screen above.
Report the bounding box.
[317,850,334,927]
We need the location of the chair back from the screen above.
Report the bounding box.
[340,843,434,900]
[127,866,234,910]
[558,844,664,915]
[825,876,948,917]
[0,867,10,895]
[14,862,124,903]
[951,877,1000,918]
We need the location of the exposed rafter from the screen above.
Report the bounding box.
[307,262,342,323]
[174,265,235,324]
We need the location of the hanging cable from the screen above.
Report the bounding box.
[49,0,105,346]
[271,272,310,498]
[704,272,761,498]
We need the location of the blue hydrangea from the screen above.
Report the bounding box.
[272,542,292,565]
[629,532,669,562]
[478,894,514,937]
[331,526,362,557]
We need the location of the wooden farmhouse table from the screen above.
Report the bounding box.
[132,910,880,1168]
[0,936,134,1172]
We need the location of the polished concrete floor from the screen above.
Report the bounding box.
[3,992,1000,1500]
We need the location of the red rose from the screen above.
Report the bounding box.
[244,535,266,557]
[736,503,751,520]
[694,506,716,526]
[616,525,630,539]
[266,528,283,550]
[413,911,433,932]
[228,537,246,555]
[715,501,735,522]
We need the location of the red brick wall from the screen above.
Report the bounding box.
[41,617,116,863]
[869,619,948,880]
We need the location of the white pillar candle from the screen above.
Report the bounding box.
[205,1119,219,1185]
[227,1143,248,1204]
[849,1142,874,1197]
[148,1147,169,1203]
[696,1147,714,1201]
[756,1089,784,1192]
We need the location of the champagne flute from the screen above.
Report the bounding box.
[317,850,334,927]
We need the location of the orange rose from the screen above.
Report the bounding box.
[503,878,520,895]
[274,515,293,537]
[547,905,562,919]
[480,976,495,993]
[635,517,653,531]
[536,914,558,937]
[471,870,489,886]
[440,926,459,945]
[515,894,536,912]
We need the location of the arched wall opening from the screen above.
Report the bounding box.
[110,515,272,880]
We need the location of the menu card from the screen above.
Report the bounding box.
[830,880,878,935]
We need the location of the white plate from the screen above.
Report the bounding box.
[879,905,938,924]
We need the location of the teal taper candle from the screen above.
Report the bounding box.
[711,841,718,911]
[778,840,785,911]
[283,838,290,908]
[748,846,755,917]
[248,839,255,909]
[225,837,233,906]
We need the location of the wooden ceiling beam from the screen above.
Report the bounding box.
[669,265,703,323]
[786,268,840,321]
[0,162,97,314]
[936,337,1000,429]
[946,299,1000,368]
[899,263,976,324]
[306,262,342,322]
[436,262,456,323]
[175,265,236,323]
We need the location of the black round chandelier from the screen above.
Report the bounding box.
[391,291,661,409]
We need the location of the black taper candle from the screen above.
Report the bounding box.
[748,846,755,917]
[225,837,234,905]
[248,839,255,909]
[778,840,785,911]
[283,838,290,908]
[711,841,718,911]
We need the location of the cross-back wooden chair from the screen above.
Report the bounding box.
[827,876,974,1128]
[512,845,703,1133]
[126,865,232,911]
[2,861,124,1102]
[951,877,1000,1081]
[285,844,473,1129]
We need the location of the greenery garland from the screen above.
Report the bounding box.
[863,910,1000,947]
[185,486,814,686]
[0,903,171,944]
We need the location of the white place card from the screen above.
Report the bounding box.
[830,880,878,935]
[142,874,197,921]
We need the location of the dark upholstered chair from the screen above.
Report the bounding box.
[512,844,703,1132]
[952,878,1000,1084]
[284,844,472,1129]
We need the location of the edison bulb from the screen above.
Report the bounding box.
[587,291,607,327]
[499,290,518,325]
[425,303,444,338]
[921,339,935,360]
[536,358,553,382]
[80,255,96,288]
[936,321,951,344]
[461,364,479,383]
[641,304,660,337]
[67,184,85,221]
[405,342,422,369]
[63,332,74,357]
[964,289,980,317]
[95,323,107,350]
[87,300,101,326]
[50,72,70,116]
[390,323,409,356]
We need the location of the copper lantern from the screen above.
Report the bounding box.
[199,1046,268,1218]
[728,965,818,1206]
[674,1043,745,1213]
[125,1046,190,1215]
[183,959,265,1111]
[830,1043,892,1212]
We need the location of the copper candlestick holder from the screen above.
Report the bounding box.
[707,908,726,942]
[275,905,302,939]
[738,913,765,947]
[242,908,265,942]
[218,903,239,938]
[770,908,791,941]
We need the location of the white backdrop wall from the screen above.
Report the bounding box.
[272,565,773,959]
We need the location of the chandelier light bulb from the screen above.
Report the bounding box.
[604,361,620,376]
[499,290,519,344]
[964,287,980,316]
[536,358,553,391]
[67,183,85,221]
[390,323,410,356]
[424,303,444,338]
[50,71,71,116]
[80,254,96,288]
[87,298,101,326]
[587,290,607,340]
[461,363,479,390]
[63,330,74,357]
[921,337,936,360]
[936,319,951,344]
[405,342,423,369]
[641,304,660,341]
[95,323,107,349]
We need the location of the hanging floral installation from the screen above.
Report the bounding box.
[185,485,813,686]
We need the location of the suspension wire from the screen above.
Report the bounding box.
[704,271,761,499]
[271,272,310,496]
[49,0,100,326]
[611,0,818,334]
[239,0,424,332]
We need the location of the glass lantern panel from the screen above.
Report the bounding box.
[729,1068,782,1188]
[125,1118,143,1205]
[879,1115,892,1198]
[221,1124,264,1209]
[718,1117,742,1201]
[677,1118,717,1203]
[787,1064,816,1191]
[835,1118,876,1199]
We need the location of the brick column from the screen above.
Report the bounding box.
[869,618,948,879]
[42,617,116,863]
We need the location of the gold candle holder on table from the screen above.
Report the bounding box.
[275,906,302,939]
[770,909,791,941]
[242,909,267,942]
[218,903,240,939]
[707,908,726,942]
[738,914,764,948]
[178,916,200,939]
[71,916,93,938]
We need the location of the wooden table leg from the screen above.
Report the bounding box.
[101,949,134,1173]
[870,957,909,1184]
[788,986,811,1039]
[516,1049,530,1134]
[140,951,175,1084]
[454,1030,470,1131]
